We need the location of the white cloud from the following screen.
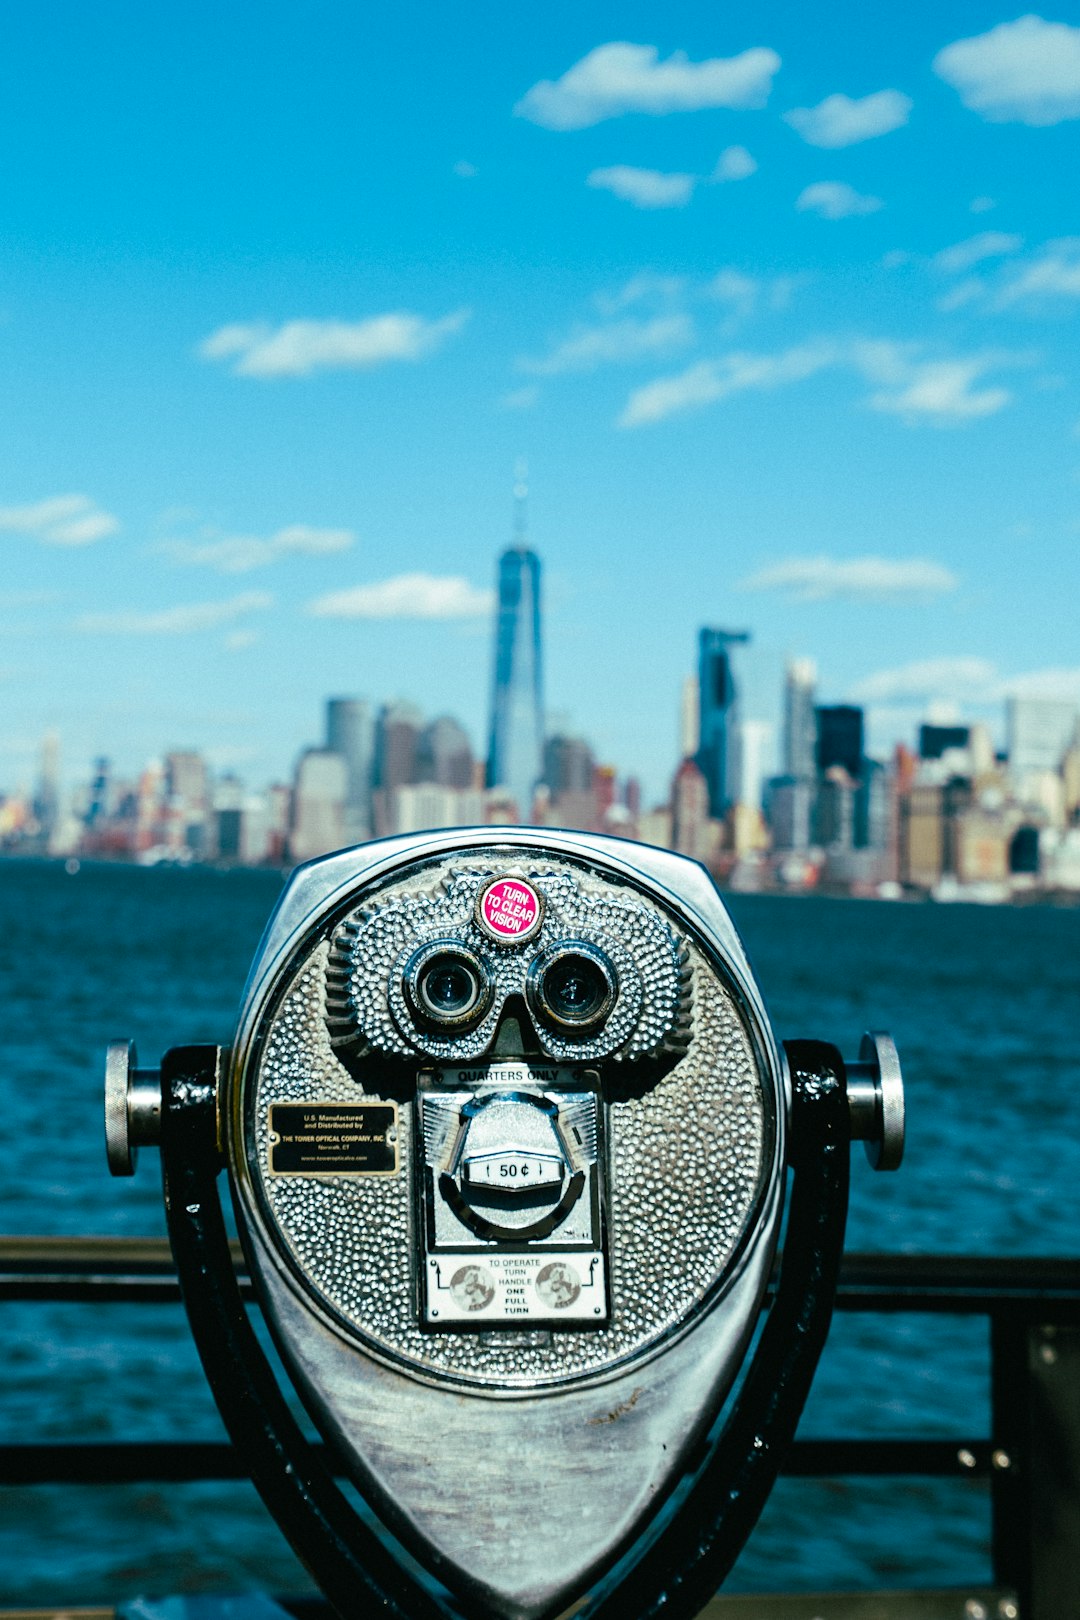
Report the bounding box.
[797,181,883,219]
[452,160,477,178]
[970,195,997,213]
[713,144,758,181]
[855,342,1015,422]
[996,237,1080,304]
[514,41,781,130]
[934,231,1023,273]
[587,165,696,208]
[77,592,273,635]
[741,557,959,603]
[500,385,540,410]
[933,15,1080,125]
[851,656,995,702]
[708,268,802,317]
[522,313,693,375]
[160,524,355,574]
[0,494,118,546]
[708,269,761,316]
[619,337,1020,429]
[307,573,494,620]
[595,273,685,314]
[784,89,912,147]
[619,343,837,427]
[1003,665,1080,700]
[198,310,470,378]
[937,278,988,313]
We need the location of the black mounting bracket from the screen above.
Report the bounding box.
[159,1039,851,1620]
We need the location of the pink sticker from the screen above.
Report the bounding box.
[478,877,542,943]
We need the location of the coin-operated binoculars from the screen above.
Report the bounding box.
[106,830,904,1620]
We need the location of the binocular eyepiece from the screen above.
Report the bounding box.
[106,828,903,1620]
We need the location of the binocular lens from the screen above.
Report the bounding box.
[529,945,617,1034]
[405,944,491,1030]
[422,960,479,1016]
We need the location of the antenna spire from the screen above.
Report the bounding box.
[513,458,528,546]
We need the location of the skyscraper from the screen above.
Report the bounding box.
[326,697,374,841]
[783,659,817,780]
[487,469,544,822]
[416,716,475,789]
[696,627,750,818]
[815,706,864,779]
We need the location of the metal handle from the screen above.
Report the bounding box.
[845,1030,905,1171]
[104,1040,162,1176]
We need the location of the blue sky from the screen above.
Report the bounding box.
[1,2,1079,802]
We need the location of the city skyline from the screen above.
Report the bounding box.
[1,5,1079,801]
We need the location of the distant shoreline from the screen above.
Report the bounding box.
[3,850,1078,910]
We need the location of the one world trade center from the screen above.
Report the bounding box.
[487,471,544,822]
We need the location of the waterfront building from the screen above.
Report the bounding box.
[487,518,544,823]
[290,749,348,862]
[164,751,209,856]
[375,701,423,791]
[732,719,771,814]
[543,734,595,796]
[814,767,856,852]
[416,716,475,790]
[34,730,61,846]
[815,706,864,780]
[594,764,617,824]
[326,697,375,842]
[766,775,814,852]
[1007,697,1079,779]
[953,810,1010,885]
[854,759,890,852]
[373,701,424,835]
[671,756,713,864]
[782,659,817,781]
[679,674,700,759]
[637,805,674,850]
[919,722,970,760]
[388,784,485,835]
[696,627,750,818]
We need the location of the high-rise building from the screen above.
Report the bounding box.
[815,706,864,779]
[732,719,771,813]
[326,697,374,841]
[1007,698,1079,779]
[919,723,970,761]
[783,659,817,780]
[679,674,700,759]
[290,748,348,862]
[35,730,61,842]
[695,627,750,818]
[375,701,423,791]
[671,757,711,863]
[416,716,475,789]
[164,751,209,855]
[543,734,595,796]
[487,473,544,822]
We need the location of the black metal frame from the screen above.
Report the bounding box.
[140,1040,854,1620]
[5,1249,1080,1613]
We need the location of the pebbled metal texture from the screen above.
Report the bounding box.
[325,860,690,1065]
[244,848,769,1389]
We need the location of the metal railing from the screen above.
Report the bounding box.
[2,1238,1078,1619]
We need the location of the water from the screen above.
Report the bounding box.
[2,861,1078,1604]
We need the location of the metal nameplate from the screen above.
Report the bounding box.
[268,1102,398,1176]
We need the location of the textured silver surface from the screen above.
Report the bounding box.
[229,830,787,1620]
[325,860,689,1065]
[246,849,767,1389]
